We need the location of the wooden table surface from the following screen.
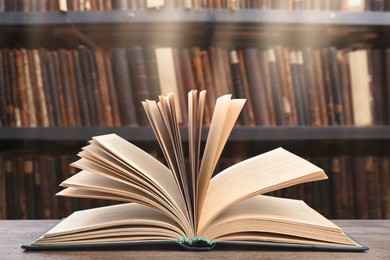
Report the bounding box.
[0,219,388,259]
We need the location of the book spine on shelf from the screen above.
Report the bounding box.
[65,49,82,126]
[45,51,62,126]
[94,48,114,127]
[103,50,121,127]
[128,46,151,126]
[110,48,138,127]
[229,49,250,126]
[52,51,69,126]
[0,156,5,219]
[172,48,188,126]
[237,49,256,126]
[39,49,55,127]
[243,48,271,125]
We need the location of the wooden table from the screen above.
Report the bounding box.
[0,219,388,259]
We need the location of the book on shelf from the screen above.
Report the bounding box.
[22,90,367,251]
[348,49,373,126]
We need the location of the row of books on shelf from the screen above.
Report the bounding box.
[0,45,389,128]
[0,149,389,220]
[0,0,387,12]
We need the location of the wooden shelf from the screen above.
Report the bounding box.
[1,10,390,48]
[0,10,390,26]
[0,126,389,141]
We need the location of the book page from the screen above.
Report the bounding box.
[198,148,327,233]
[71,154,173,210]
[196,95,246,221]
[188,90,206,230]
[59,170,179,221]
[88,134,192,237]
[201,195,356,247]
[33,203,185,245]
[142,99,192,230]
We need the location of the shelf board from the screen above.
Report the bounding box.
[1,10,390,48]
[0,10,389,26]
[0,126,389,141]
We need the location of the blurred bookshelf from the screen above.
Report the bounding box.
[0,1,389,220]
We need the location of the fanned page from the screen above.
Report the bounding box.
[198,148,327,233]
[201,195,358,247]
[63,133,193,237]
[31,203,185,246]
[196,94,246,221]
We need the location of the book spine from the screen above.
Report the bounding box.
[32,50,49,127]
[281,46,298,126]
[330,156,354,218]
[267,48,285,125]
[24,155,37,219]
[216,48,232,95]
[0,51,7,126]
[28,49,45,126]
[371,48,386,125]
[128,46,151,126]
[94,48,114,127]
[191,47,209,125]
[230,49,250,125]
[348,50,373,126]
[275,46,296,125]
[75,46,100,126]
[353,156,369,218]
[52,50,70,126]
[58,49,76,126]
[3,155,14,218]
[200,49,217,118]
[110,48,137,126]
[327,48,344,125]
[289,50,305,125]
[70,51,89,126]
[3,50,14,127]
[364,156,382,218]
[144,46,161,101]
[380,157,390,218]
[320,48,336,126]
[237,49,256,126]
[337,49,353,126]
[112,0,128,10]
[302,48,321,126]
[312,49,329,126]
[386,48,390,125]
[38,49,55,126]
[13,154,27,219]
[45,51,62,126]
[155,47,183,123]
[59,154,72,217]
[172,48,188,126]
[296,49,311,125]
[103,50,121,127]
[65,49,82,126]
[0,156,4,219]
[243,48,271,125]
[8,49,22,127]
[86,47,105,126]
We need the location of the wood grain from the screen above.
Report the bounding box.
[1,220,388,259]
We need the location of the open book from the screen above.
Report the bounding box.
[22,90,367,251]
